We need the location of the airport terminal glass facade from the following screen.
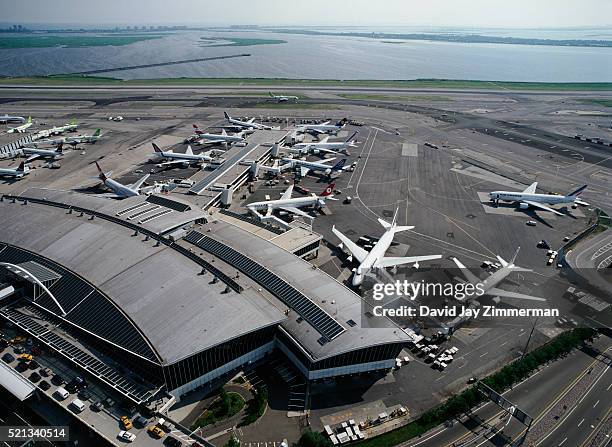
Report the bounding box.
[162,325,277,390]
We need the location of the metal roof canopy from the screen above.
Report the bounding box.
[0,360,36,401]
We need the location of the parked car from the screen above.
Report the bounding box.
[39,380,51,391]
[147,426,165,439]
[39,367,52,377]
[28,372,41,382]
[66,376,87,393]
[91,401,104,412]
[78,390,91,401]
[164,436,182,447]
[120,416,133,430]
[118,431,136,443]
[2,353,15,363]
[526,220,537,226]
[134,415,148,428]
[51,374,64,386]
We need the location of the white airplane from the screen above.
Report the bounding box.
[0,114,26,124]
[489,183,588,216]
[452,248,546,302]
[95,162,150,198]
[22,143,64,162]
[333,208,443,286]
[0,162,29,178]
[224,112,272,130]
[64,129,103,145]
[290,131,359,155]
[6,117,32,133]
[38,119,78,137]
[269,92,299,102]
[152,142,212,168]
[247,182,336,223]
[281,157,352,177]
[255,159,295,176]
[193,126,246,145]
[297,120,345,135]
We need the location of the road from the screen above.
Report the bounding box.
[397,337,611,447]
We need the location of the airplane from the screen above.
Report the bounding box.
[64,129,103,145]
[247,182,336,223]
[489,183,589,216]
[269,92,299,102]
[290,131,359,155]
[452,248,546,302]
[152,142,212,168]
[223,112,272,131]
[332,208,443,286]
[194,127,246,145]
[38,119,78,137]
[0,114,26,124]
[21,143,64,162]
[95,162,150,198]
[297,119,346,135]
[6,116,32,134]
[0,162,29,178]
[281,157,352,177]
[255,159,295,176]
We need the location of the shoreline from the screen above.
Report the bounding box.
[1,76,612,91]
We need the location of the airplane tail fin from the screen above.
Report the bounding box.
[70,119,77,125]
[17,161,26,172]
[56,142,63,154]
[224,111,230,120]
[378,208,399,230]
[568,185,587,197]
[27,116,32,123]
[152,142,162,153]
[269,92,275,97]
[95,161,107,181]
[331,159,347,172]
[185,145,194,155]
[93,129,101,137]
[320,183,335,197]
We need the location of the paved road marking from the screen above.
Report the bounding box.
[480,352,488,357]
[578,418,585,427]
[559,437,568,446]
[593,399,599,408]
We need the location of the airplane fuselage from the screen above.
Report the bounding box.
[248,195,322,212]
[299,124,342,134]
[281,158,336,174]
[104,178,139,198]
[159,150,210,162]
[0,115,26,124]
[0,167,28,178]
[490,191,576,205]
[199,133,244,143]
[22,147,62,159]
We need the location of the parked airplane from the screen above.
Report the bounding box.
[64,129,103,145]
[297,120,346,135]
[22,143,64,162]
[6,116,32,134]
[247,182,336,223]
[95,162,150,198]
[224,112,272,130]
[489,182,588,216]
[290,131,359,155]
[39,119,78,137]
[195,127,246,145]
[281,157,352,177]
[269,92,299,102]
[0,162,29,178]
[255,159,295,176]
[452,248,546,302]
[0,114,26,124]
[152,142,212,167]
[333,208,443,286]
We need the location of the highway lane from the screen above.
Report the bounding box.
[399,337,611,447]
[536,362,610,447]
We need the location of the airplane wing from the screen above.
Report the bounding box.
[522,200,564,216]
[452,257,481,284]
[25,154,41,163]
[332,226,369,263]
[319,136,330,144]
[280,184,294,200]
[247,118,255,124]
[376,255,442,269]
[278,206,314,220]
[157,159,187,167]
[574,198,590,206]
[310,129,327,135]
[487,287,546,302]
[300,166,311,177]
[129,173,150,190]
[522,182,538,194]
[317,157,337,165]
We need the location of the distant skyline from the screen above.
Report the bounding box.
[1,0,611,29]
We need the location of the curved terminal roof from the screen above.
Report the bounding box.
[0,195,285,365]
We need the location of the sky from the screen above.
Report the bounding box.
[1,0,611,28]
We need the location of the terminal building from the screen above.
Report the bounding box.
[0,188,409,405]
